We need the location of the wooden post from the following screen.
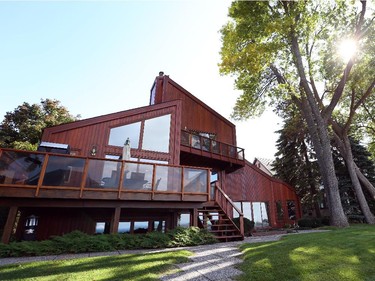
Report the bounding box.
[191,208,198,227]
[110,207,121,234]
[1,206,18,244]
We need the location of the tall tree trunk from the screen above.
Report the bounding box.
[300,98,349,226]
[355,164,375,200]
[289,27,348,227]
[333,132,375,224]
[343,138,375,224]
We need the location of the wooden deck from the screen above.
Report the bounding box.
[0,148,210,202]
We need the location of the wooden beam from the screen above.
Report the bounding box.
[191,208,198,227]
[110,207,121,234]
[1,206,18,244]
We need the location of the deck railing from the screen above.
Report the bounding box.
[213,182,244,237]
[0,148,210,201]
[181,130,245,161]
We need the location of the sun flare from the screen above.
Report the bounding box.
[338,39,357,62]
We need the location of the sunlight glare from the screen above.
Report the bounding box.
[338,39,357,62]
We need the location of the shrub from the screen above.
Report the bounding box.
[232,217,254,236]
[0,227,217,257]
[298,217,329,228]
[168,227,217,247]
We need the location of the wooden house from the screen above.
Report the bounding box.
[0,73,301,243]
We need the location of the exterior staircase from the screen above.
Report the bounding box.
[198,203,243,242]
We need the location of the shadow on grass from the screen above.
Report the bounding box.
[236,225,375,281]
[0,250,191,281]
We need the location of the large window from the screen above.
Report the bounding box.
[142,115,170,152]
[109,122,141,148]
[108,114,171,153]
[232,202,252,222]
[253,202,269,227]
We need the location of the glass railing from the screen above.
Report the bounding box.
[181,130,245,161]
[0,148,210,201]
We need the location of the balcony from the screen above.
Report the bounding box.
[180,130,245,171]
[0,148,210,202]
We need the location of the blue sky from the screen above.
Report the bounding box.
[0,0,281,161]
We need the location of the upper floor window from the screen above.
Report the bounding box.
[142,115,170,152]
[108,122,141,148]
[108,114,171,153]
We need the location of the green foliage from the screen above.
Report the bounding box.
[0,227,217,258]
[0,99,79,149]
[297,217,330,228]
[232,217,254,236]
[167,227,217,247]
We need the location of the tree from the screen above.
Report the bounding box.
[273,108,322,218]
[219,1,374,226]
[0,99,79,150]
[334,137,375,215]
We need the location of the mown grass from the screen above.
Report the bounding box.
[237,225,375,281]
[0,250,191,281]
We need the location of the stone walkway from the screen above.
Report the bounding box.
[0,230,327,280]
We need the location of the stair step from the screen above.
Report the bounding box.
[209,229,240,233]
[214,235,243,240]
[198,203,243,242]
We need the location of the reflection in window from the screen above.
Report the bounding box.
[242,202,252,221]
[119,222,131,233]
[183,168,207,193]
[95,222,105,234]
[134,221,148,234]
[276,201,284,220]
[233,202,242,218]
[0,151,45,185]
[287,201,296,220]
[108,122,141,148]
[178,213,190,227]
[43,156,85,187]
[154,165,181,192]
[143,115,171,152]
[253,202,269,228]
[153,221,166,232]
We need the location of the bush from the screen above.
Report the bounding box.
[232,217,254,236]
[168,227,217,247]
[0,227,217,257]
[298,217,330,228]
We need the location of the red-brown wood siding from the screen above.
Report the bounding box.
[42,100,182,165]
[152,76,237,146]
[225,161,301,227]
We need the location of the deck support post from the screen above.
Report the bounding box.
[191,208,198,227]
[110,207,121,234]
[1,206,18,244]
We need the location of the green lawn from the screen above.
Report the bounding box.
[0,250,191,281]
[237,225,375,281]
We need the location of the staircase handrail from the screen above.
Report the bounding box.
[214,183,244,237]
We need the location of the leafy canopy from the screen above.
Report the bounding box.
[0,99,79,150]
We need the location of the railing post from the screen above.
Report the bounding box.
[151,164,156,200]
[207,169,211,201]
[118,161,126,199]
[181,167,185,201]
[35,154,49,197]
[79,158,90,198]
